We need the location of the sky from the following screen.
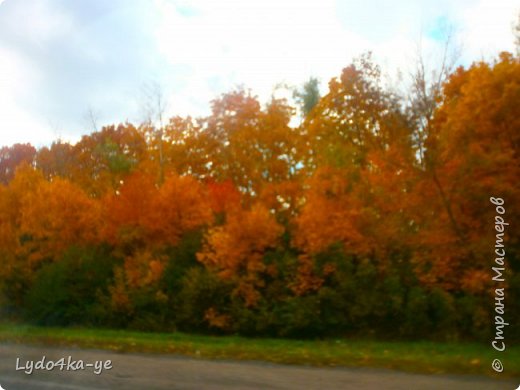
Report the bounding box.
[0,0,517,147]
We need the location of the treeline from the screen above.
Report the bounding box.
[0,53,519,340]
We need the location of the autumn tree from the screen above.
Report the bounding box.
[143,173,212,247]
[1,50,517,340]
[35,140,75,180]
[0,143,36,184]
[296,55,414,250]
[197,204,284,307]
[103,171,212,306]
[303,53,413,172]
[141,116,211,181]
[413,52,520,290]
[0,166,48,305]
[19,177,103,265]
[103,171,211,250]
[71,124,147,196]
[200,90,303,200]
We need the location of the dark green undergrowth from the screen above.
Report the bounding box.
[7,243,520,343]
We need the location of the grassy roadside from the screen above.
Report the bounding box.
[0,322,518,378]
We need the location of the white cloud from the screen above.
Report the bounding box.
[0,45,55,147]
[153,0,364,115]
[0,0,517,147]
[458,0,518,62]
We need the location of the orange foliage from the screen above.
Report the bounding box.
[1,51,518,326]
[0,143,36,185]
[411,53,520,290]
[143,174,212,246]
[289,254,325,296]
[36,141,75,181]
[71,124,147,196]
[293,167,371,256]
[102,171,155,247]
[197,204,284,306]
[206,179,242,214]
[104,171,211,249]
[204,307,231,330]
[123,250,167,289]
[20,177,102,264]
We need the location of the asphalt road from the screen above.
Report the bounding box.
[0,343,517,390]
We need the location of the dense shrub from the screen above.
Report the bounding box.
[24,245,117,326]
[13,240,509,342]
[161,231,204,298]
[175,267,234,333]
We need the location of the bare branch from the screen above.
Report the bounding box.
[84,106,100,133]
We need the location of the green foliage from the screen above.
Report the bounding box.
[160,231,204,297]
[293,77,320,117]
[454,294,491,341]
[402,287,431,337]
[175,267,234,333]
[276,294,324,338]
[124,288,170,332]
[2,266,32,313]
[24,245,117,326]
[95,139,133,174]
[11,237,512,342]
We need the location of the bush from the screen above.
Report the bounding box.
[1,266,32,316]
[124,287,170,332]
[161,231,204,298]
[24,245,117,326]
[175,267,234,333]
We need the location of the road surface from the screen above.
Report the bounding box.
[0,343,517,389]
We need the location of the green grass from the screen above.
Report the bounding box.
[0,322,518,378]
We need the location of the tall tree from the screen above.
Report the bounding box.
[71,124,147,196]
[0,143,36,184]
[304,53,412,172]
[19,177,102,265]
[36,140,75,180]
[413,52,520,290]
[201,89,303,201]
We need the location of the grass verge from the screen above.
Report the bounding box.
[0,322,517,378]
